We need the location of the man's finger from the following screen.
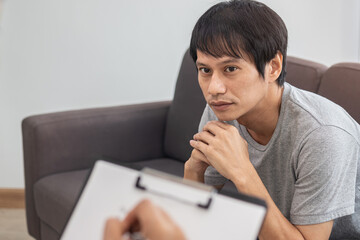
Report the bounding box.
[212,120,232,129]
[191,148,210,165]
[203,121,230,135]
[190,139,209,155]
[193,131,214,144]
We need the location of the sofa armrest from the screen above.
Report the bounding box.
[22,100,171,238]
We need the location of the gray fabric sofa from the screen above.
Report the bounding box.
[22,49,360,240]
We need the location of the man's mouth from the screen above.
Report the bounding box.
[209,101,233,111]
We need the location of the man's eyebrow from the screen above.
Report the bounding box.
[220,58,242,65]
[196,58,242,67]
[195,61,207,67]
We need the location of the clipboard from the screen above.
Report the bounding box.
[60,160,267,240]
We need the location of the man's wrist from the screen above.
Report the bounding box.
[230,173,248,193]
[184,159,208,174]
[184,160,207,183]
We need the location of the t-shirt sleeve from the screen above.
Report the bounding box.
[204,166,228,186]
[198,105,228,186]
[290,126,359,225]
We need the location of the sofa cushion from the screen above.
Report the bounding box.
[33,158,184,236]
[135,158,185,177]
[164,49,206,162]
[286,56,327,93]
[318,62,360,124]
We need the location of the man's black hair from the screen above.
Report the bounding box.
[190,0,288,86]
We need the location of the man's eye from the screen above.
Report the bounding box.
[199,68,210,74]
[225,66,237,72]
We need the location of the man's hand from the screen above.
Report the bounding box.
[189,121,251,182]
[103,199,186,240]
[184,147,210,183]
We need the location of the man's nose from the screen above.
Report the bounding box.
[208,73,226,95]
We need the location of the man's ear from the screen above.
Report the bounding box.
[267,51,283,83]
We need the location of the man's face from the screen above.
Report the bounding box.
[196,50,271,122]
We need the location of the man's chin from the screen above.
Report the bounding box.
[210,104,238,122]
[214,113,237,122]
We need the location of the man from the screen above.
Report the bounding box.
[104,0,359,239]
[184,0,360,239]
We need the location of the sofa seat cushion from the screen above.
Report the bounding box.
[135,158,185,177]
[33,158,184,235]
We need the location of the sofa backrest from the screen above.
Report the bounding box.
[286,56,327,93]
[163,50,329,162]
[164,50,206,162]
[317,63,360,124]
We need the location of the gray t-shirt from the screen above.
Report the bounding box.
[200,83,360,239]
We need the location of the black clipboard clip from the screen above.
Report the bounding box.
[135,168,216,209]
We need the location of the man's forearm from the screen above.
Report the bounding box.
[231,169,305,240]
[258,197,332,240]
[258,197,305,240]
